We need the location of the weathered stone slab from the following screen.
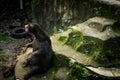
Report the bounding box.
[53,17,120,77]
[72,17,119,40]
[86,66,120,77]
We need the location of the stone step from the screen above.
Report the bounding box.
[86,66,120,77]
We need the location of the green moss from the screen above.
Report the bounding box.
[0,33,13,43]
[79,37,103,58]
[58,36,68,44]
[69,62,99,80]
[57,28,120,65]
[65,30,83,51]
[58,29,84,50]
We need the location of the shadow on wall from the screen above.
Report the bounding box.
[30,0,120,35]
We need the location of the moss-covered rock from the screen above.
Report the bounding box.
[79,36,103,59]
[57,17,120,66]
[65,30,83,51]
[58,29,84,51]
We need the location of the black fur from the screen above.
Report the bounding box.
[23,23,54,80]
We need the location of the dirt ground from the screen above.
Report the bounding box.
[0,18,30,80]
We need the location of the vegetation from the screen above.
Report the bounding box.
[79,37,104,61]
[54,54,101,80]
[28,54,104,80]
[58,29,120,64]
[58,29,84,51]
[69,62,91,80]
[65,30,83,51]
[58,36,68,44]
[0,33,11,68]
[0,33,13,43]
[68,60,106,80]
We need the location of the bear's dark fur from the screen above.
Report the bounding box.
[23,23,54,80]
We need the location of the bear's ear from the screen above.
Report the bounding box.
[25,24,30,32]
[29,23,34,28]
[25,24,29,28]
[30,23,40,29]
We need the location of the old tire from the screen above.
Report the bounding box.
[10,27,28,39]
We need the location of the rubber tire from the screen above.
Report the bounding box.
[10,27,28,39]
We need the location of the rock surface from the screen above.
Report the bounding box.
[15,48,71,80]
[15,17,120,79]
[72,17,119,40]
[54,68,70,80]
[15,48,56,80]
[52,17,120,77]
[15,48,33,80]
[86,66,120,77]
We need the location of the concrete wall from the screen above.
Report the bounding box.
[30,0,120,34]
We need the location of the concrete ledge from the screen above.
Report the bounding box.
[86,66,120,77]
